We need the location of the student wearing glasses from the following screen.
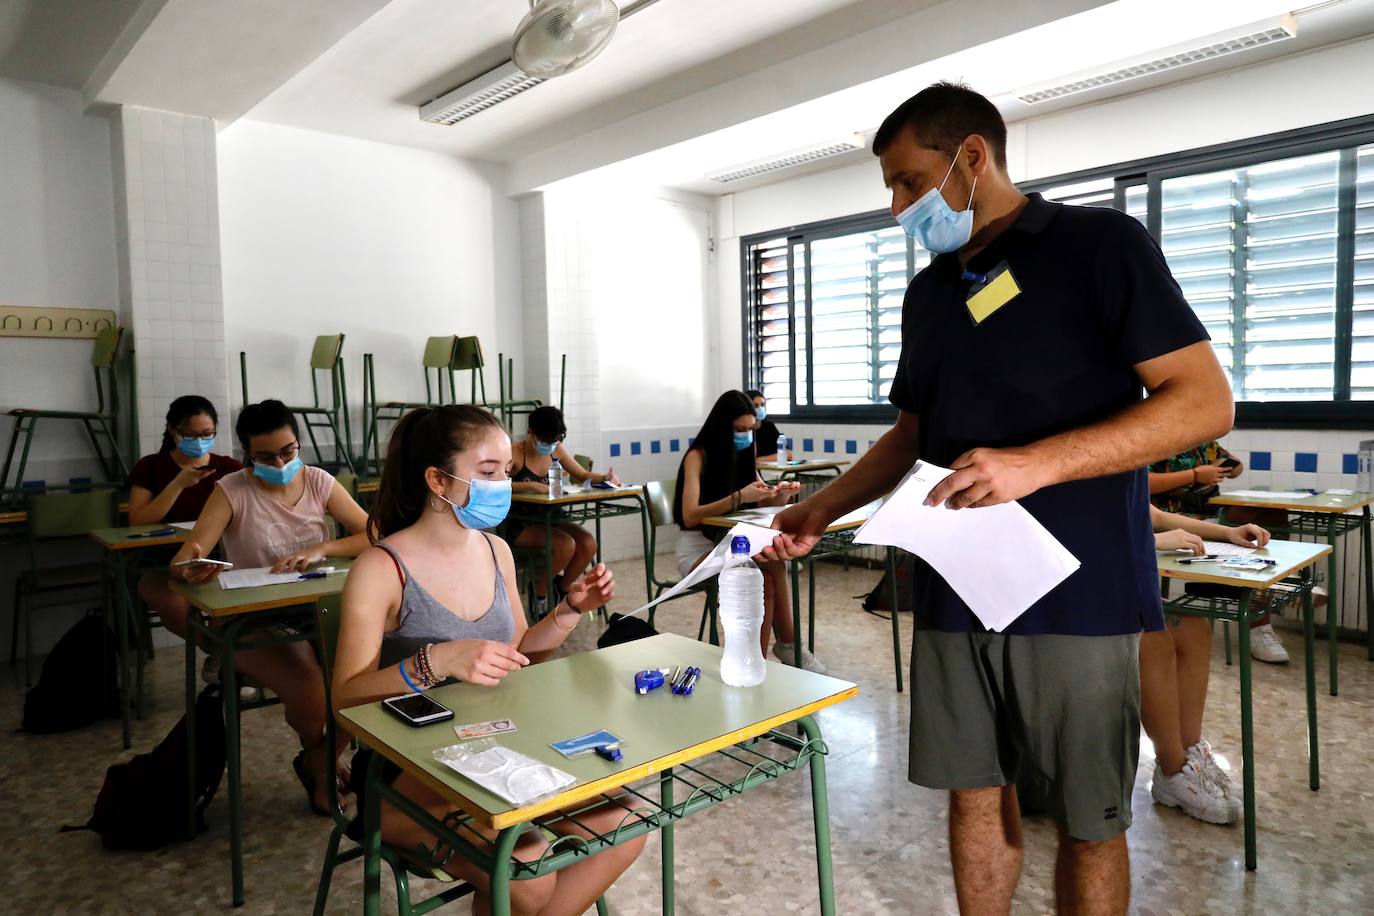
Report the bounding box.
[507,405,618,615]
[166,399,371,815]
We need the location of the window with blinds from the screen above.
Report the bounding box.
[1353,143,1374,399]
[744,217,928,415]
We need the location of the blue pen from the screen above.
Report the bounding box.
[130,527,177,538]
[682,667,701,696]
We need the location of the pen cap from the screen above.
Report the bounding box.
[730,535,751,554]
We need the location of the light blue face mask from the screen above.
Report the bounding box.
[754,406,767,421]
[253,456,303,486]
[439,470,512,530]
[177,435,215,458]
[733,430,754,451]
[894,148,977,254]
[532,439,558,457]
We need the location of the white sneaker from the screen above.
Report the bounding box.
[772,642,827,674]
[1151,759,1238,825]
[1250,623,1289,664]
[1186,740,1241,820]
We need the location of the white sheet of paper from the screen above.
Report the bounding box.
[622,522,778,619]
[217,567,306,590]
[1324,488,1355,496]
[852,462,1080,632]
[732,505,787,525]
[1220,489,1314,499]
[170,521,196,530]
[1201,540,1257,557]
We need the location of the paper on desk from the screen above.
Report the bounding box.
[1220,489,1314,499]
[852,461,1079,632]
[621,522,778,619]
[170,521,196,530]
[1201,540,1259,557]
[217,567,308,590]
[732,505,787,525]
[1324,488,1354,496]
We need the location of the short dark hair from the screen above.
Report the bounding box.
[527,405,567,441]
[872,81,1007,170]
[745,389,764,402]
[160,394,218,453]
[235,399,299,454]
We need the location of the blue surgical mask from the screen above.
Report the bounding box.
[533,439,557,457]
[895,148,976,254]
[177,436,215,458]
[253,456,303,486]
[754,406,767,421]
[733,430,754,451]
[439,470,512,530]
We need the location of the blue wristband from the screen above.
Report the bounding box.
[398,659,422,693]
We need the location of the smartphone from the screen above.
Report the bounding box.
[1220,457,1240,470]
[172,558,234,570]
[382,693,455,727]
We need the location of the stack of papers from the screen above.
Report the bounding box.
[170,521,196,531]
[853,462,1080,632]
[218,567,311,590]
[1221,489,1314,499]
[1201,540,1259,557]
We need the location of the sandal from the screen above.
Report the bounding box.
[292,750,338,818]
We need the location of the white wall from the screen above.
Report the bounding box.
[217,120,524,450]
[0,77,121,485]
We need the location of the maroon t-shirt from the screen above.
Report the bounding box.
[127,451,243,523]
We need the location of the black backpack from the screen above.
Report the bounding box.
[63,685,227,851]
[861,553,918,615]
[597,612,658,648]
[21,612,121,734]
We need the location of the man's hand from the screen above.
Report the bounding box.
[761,499,832,561]
[925,446,1051,509]
[1192,463,1227,486]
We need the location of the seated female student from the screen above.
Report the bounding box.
[1144,506,1270,825]
[746,389,792,465]
[508,405,619,615]
[674,390,822,672]
[130,395,242,632]
[167,399,371,815]
[332,405,642,914]
[1150,441,1290,664]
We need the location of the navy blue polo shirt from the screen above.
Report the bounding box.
[888,193,1207,636]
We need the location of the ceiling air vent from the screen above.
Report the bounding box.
[707,135,866,184]
[1016,13,1297,105]
[420,61,544,125]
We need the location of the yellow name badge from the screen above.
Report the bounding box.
[965,266,1021,325]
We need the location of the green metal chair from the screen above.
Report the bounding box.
[643,479,719,643]
[311,594,478,915]
[1,326,128,501]
[361,337,461,473]
[495,351,543,430]
[281,334,357,474]
[450,336,493,409]
[574,455,593,474]
[12,489,119,684]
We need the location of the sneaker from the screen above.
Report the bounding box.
[1250,623,1289,664]
[201,655,263,704]
[1151,759,1238,825]
[772,642,827,674]
[1186,740,1241,820]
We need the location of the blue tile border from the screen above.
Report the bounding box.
[650,440,661,454]
[609,443,621,458]
[1295,452,1317,473]
[1345,453,1359,475]
[823,439,835,454]
[670,439,680,452]
[845,440,857,454]
[630,441,642,456]
[1249,450,1271,471]
[803,438,814,452]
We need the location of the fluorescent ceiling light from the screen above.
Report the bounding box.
[420,61,544,125]
[706,134,865,184]
[1014,13,1297,105]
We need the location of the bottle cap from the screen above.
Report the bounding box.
[730,535,750,554]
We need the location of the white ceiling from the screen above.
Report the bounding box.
[0,0,148,89]
[244,0,942,160]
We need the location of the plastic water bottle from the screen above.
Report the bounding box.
[1360,440,1374,494]
[718,535,766,687]
[549,458,563,498]
[777,434,788,458]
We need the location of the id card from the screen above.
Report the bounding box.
[453,718,517,740]
[966,263,1021,325]
[550,730,622,758]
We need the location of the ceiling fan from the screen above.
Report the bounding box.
[511,0,621,78]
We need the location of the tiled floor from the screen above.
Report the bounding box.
[4,556,1373,914]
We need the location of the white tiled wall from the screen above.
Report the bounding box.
[111,106,229,456]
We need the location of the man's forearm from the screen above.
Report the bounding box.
[1029,377,1232,489]
[812,425,920,518]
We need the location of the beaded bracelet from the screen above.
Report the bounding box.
[417,643,438,687]
[398,658,422,693]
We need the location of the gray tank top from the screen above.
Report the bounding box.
[376,537,516,668]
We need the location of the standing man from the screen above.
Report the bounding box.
[767,82,1232,915]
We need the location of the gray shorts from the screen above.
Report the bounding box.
[908,629,1141,842]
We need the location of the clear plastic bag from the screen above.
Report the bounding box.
[433,739,576,805]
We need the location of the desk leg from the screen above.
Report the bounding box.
[887,548,903,693]
[797,716,836,915]
[221,619,245,906]
[1363,507,1373,661]
[1303,569,1319,792]
[638,497,653,603]
[790,561,802,668]
[1237,591,1257,871]
[1326,519,1339,697]
[661,767,675,916]
[488,824,524,916]
[593,502,606,617]
[362,751,383,916]
[185,616,200,840]
[544,514,556,617]
[112,553,133,749]
[807,561,816,654]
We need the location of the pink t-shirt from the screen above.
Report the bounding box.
[216,465,335,568]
